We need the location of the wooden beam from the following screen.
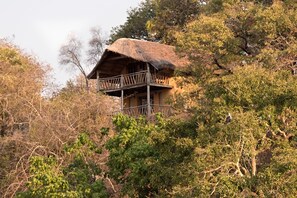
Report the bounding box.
[96,70,100,92]
[121,90,124,112]
[121,74,124,112]
[146,63,151,119]
[106,55,128,61]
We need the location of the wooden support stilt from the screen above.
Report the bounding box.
[120,74,124,112]
[146,63,151,119]
[96,70,100,92]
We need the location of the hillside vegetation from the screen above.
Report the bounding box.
[0,41,115,197]
[1,0,297,197]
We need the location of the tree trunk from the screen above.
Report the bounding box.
[84,76,89,92]
[251,150,257,176]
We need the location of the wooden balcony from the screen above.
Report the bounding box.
[122,104,172,117]
[98,71,171,92]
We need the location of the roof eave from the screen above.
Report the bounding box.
[87,49,109,79]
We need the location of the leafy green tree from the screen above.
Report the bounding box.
[172,1,297,196]
[105,1,297,197]
[110,0,200,44]
[106,114,196,197]
[146,0,200,44]
[106,66,297,197]
[176,0,297,75]
[18,133,108,198]
[109,0,155,43]
[183,65,297,196]
[17,156,78,198]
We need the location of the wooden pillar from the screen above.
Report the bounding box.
[146,63,151,119]
[96,70,100,92]
[120,74,124,112]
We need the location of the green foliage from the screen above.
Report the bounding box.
[148,0,200,43]
[179,63,297,196]
[106,114,196,197]
[109,0,155,43]
[0,40,113,196]
[109,0,200,43]
[18,133,108,198]
[176,0,297,75]
[256,142,297,196]
[63,157,107,198]
[176,15,234,57]
[64,133,102,155]
[3,0,297,197]
[17,156,78,198]
[18,155,108,198]
[107,1,297,196]
[63,133,107,197]
[209,66,297,111]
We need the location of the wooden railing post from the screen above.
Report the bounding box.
[146,63,151,119]
[96,70,100,92]
[120,74,124,112]
[97,71,172,92]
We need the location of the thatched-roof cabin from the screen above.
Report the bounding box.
[88,38,187,117]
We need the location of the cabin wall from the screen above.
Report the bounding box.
[121,66,127,75]
[160,77,181,103]
[123,90,171,109]
[119,62,160,75]
[122,76,186,109]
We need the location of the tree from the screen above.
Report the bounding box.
[0,40,46,136]
[176,0,297,75]
[0,40,115,196]
[0,39,47,196]
[59,36,89,89]
[185,66,297,196]
[105,0,297,197]
[17,133,108,198]
[106,114,196,197]
[109,0,155,43]
[87,27,105,65]
[171,0,297,196]
[147,0,200,44]
[3,0,297,197]
[2,81,115,197]
[59,27,106,91]
[109,0,200,44]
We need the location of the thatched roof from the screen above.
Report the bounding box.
[87,38,188,79]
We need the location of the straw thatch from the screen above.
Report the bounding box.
[88,38,188,79]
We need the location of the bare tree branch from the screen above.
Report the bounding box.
[59,36,89,91]
[87,27,106,65]
[59,29,106,91]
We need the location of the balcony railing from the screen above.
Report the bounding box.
[151,74,170,85]
[122,104,172,117]
[98,71,170,91]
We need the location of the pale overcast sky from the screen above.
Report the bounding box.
[0,0,142,87]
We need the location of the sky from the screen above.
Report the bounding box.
[0,0,142,87]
